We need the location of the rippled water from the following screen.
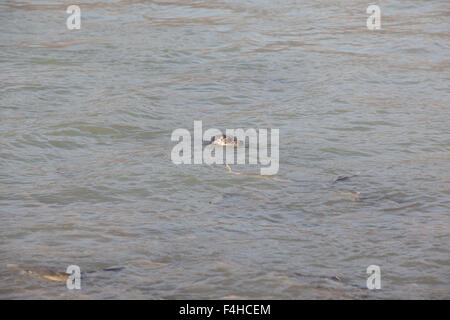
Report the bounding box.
[0,0,449,299]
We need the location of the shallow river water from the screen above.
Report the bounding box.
[0,0,449,299]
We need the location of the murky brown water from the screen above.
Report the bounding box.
[0,0,449,299]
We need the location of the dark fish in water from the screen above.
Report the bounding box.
[332,172,360,184]
[294,272,367,291]
[295,272,342,283]
[101,266,125,272]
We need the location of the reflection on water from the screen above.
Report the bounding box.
[0,0,449,299]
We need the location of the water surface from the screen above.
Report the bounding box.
[0,0,449,299]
